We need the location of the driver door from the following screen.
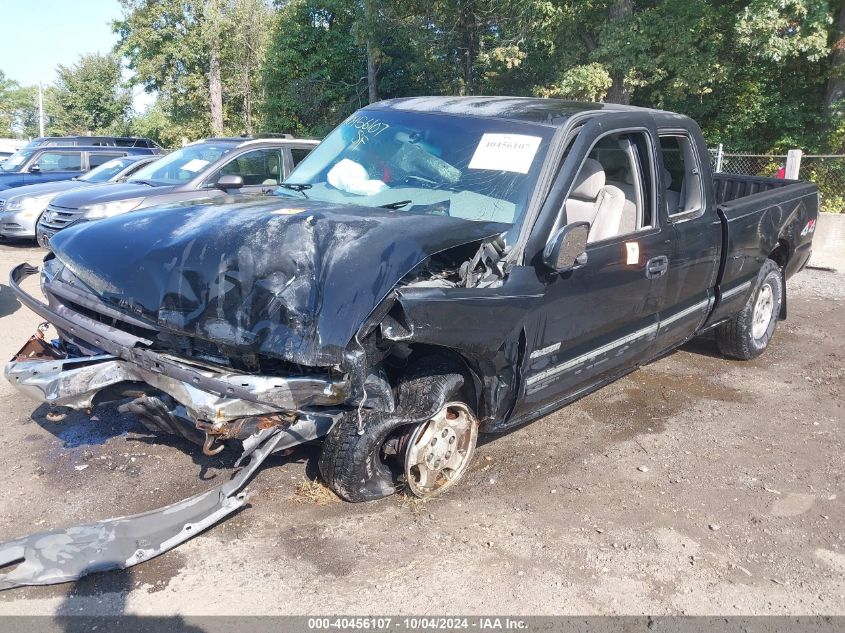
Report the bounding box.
[514,118,672,417]
[25,150,84,185]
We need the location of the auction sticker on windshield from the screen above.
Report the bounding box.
[468,133,542,174]
[182,158,210,172]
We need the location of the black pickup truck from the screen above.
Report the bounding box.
[1,97,817,589]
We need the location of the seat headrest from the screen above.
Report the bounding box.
[571,158,605,200]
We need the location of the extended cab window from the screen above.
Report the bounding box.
[564,131,654,243]
[659,134,703,217]
[32,151,82,172]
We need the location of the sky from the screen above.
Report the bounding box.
[0,0,154,111]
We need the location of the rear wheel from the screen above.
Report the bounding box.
[716,259,783,360]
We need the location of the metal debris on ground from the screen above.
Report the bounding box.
[0,428,287,590]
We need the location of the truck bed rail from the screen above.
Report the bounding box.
[713,174,798,205]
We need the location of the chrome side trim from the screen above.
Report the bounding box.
[526,321,659,390]
[721,280,752,300]
[659,297,712,329]
[529,341,561,359]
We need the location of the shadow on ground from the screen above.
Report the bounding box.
[0,283,20,318]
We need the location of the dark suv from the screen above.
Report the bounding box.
[20,136,160,149]
[0,145,162,191]
[36,136,318,246]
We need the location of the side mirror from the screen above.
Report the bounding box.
[543,221,590,272]
[28,164,41,173]
[216,174,243,189]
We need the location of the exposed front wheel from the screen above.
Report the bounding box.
[404,402,478,498]
[717,259,783,360]
[319,358,478,502]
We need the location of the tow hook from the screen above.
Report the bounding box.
[202,433,226,456]
[196,420,228,456]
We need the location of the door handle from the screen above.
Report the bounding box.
[645,255,669,279]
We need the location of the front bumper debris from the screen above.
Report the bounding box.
[7,262,350,421]
[0,426,287,590]
[0,263,345,589]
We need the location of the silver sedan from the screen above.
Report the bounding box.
[0,155,157,240]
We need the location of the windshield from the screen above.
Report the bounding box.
[79,157,136,183]
[128,143,231,186]
[279,109,553,230]
[0,147,35,173]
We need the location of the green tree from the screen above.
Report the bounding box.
[521,0,836,151]
[51,53,131,135]
[261,0,366,136]
[0,71,41,138]
[115,0,275,138]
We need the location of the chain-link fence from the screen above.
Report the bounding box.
[709,147,845,213]
[708,148,786,177]
[798,156,845,214]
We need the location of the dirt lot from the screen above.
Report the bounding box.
[0,240,842,616]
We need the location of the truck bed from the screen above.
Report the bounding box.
[713,173,803,205]
[705,173,819,326]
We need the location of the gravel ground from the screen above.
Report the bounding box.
[0,240,842,616]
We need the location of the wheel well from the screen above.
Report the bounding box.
[398,344,480,414]
[768,239,789,268]
[768,240,789,319]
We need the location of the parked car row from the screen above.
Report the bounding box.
[0,134,318,242]
[0,155,156,239]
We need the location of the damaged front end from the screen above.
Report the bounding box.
[0,262,351,589]
[7,263,347,455]
[2,200,513,588]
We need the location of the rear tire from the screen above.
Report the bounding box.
[716,259,783,360]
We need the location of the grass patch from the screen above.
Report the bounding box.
[292,477,339,504]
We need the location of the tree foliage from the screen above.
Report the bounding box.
[0,71,40,138]
[51,53,132,135]
[2,0,844,153]
[259,0,845,153]
[114,0,273,138]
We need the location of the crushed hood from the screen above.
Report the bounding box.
[49,196,507,365]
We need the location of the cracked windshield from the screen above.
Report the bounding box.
[278,109,554,229]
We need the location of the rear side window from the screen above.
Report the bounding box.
[88,152,125,168]
[32,151,82,172]
[659,134,703,217]
[291,148,311,167]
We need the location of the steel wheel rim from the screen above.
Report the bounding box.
[404,401,478,498]
[752,282,775,340]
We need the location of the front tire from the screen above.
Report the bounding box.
[319,357,478,502]
[716,259,783,360]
